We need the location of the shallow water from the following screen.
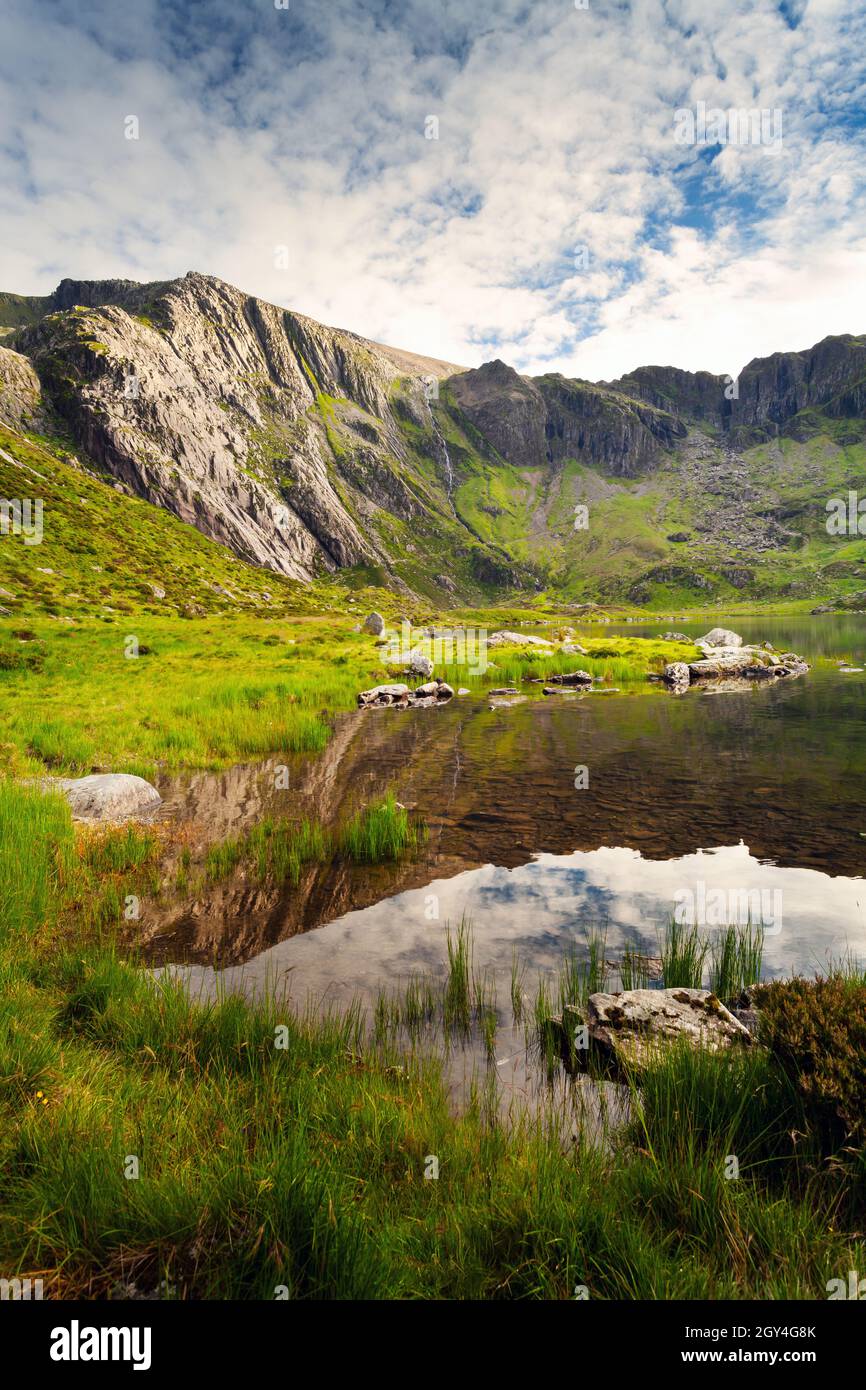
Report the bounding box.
[145,616,866,1022]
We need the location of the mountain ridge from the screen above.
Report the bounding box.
[1,271,865,608]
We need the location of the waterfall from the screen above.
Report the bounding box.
[428,398,455,504]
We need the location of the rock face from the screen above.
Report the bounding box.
[0,346,44,430]
[607,334,866,445]
[553,988,752,1077]
[3,272,866,605]
[449,358,686,476]
[46,773,162,821]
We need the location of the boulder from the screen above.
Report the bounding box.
[661,631,689,642]
[414,680,454,701]
[543,670,593,687]
[358,680,453,708]
[699,627,743,648]
[407,648,434,679]
[48,773,162,822]
[357,683,410,707]
[552,988,752,1077]
[487,630,552,647]
[363,611,385,635]
[663,661,690,691]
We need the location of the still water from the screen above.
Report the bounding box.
[148,616,866,1021]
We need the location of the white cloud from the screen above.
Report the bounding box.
[0,0,864,380]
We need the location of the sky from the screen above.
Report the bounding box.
[1,0,865,381]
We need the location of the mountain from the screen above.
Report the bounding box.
[1,271,865,608]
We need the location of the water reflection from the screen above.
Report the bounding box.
[141,616,866,985]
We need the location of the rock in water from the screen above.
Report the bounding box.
[414,680,454,700]
[363,611,385,635]
[699,627,743,648]
[357,683,410,707]
[543,670,593,687]
[585,988,752,1074]
[663,661,690,691]
[50,773,162,822]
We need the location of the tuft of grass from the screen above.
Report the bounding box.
[660,917,709,989]
[339,792,424,863]
[709,922,764,1000]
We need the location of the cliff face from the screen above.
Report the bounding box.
[447,360,686,476]
[9,273,427,581]
[606,335,866,441]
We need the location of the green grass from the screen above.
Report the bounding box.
[0,614,402,779]
[1,788,864,1300]
[339,792,425,863]
[659,917,709,989]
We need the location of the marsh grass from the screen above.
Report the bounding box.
[0,614,394,781]
[200,794,422,892]
[620,945,651,991]
[660,917,709,988]
[709,922,765,999]
[3,782,865,1300]
[339,792,424,863]
[437,634,701,695]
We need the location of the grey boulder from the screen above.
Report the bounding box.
[551,987,752,1077]
[699,627,743,648]
[50,773,162,822]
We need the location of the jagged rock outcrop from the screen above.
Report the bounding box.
[0,346,44,430]
[448,359,686,475]
[11,274,400,580]
[606,334,866,445]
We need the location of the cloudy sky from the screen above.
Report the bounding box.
[1,0,865,379]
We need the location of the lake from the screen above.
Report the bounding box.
[147,615,866,1053]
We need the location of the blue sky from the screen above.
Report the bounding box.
[1,0,865,379]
